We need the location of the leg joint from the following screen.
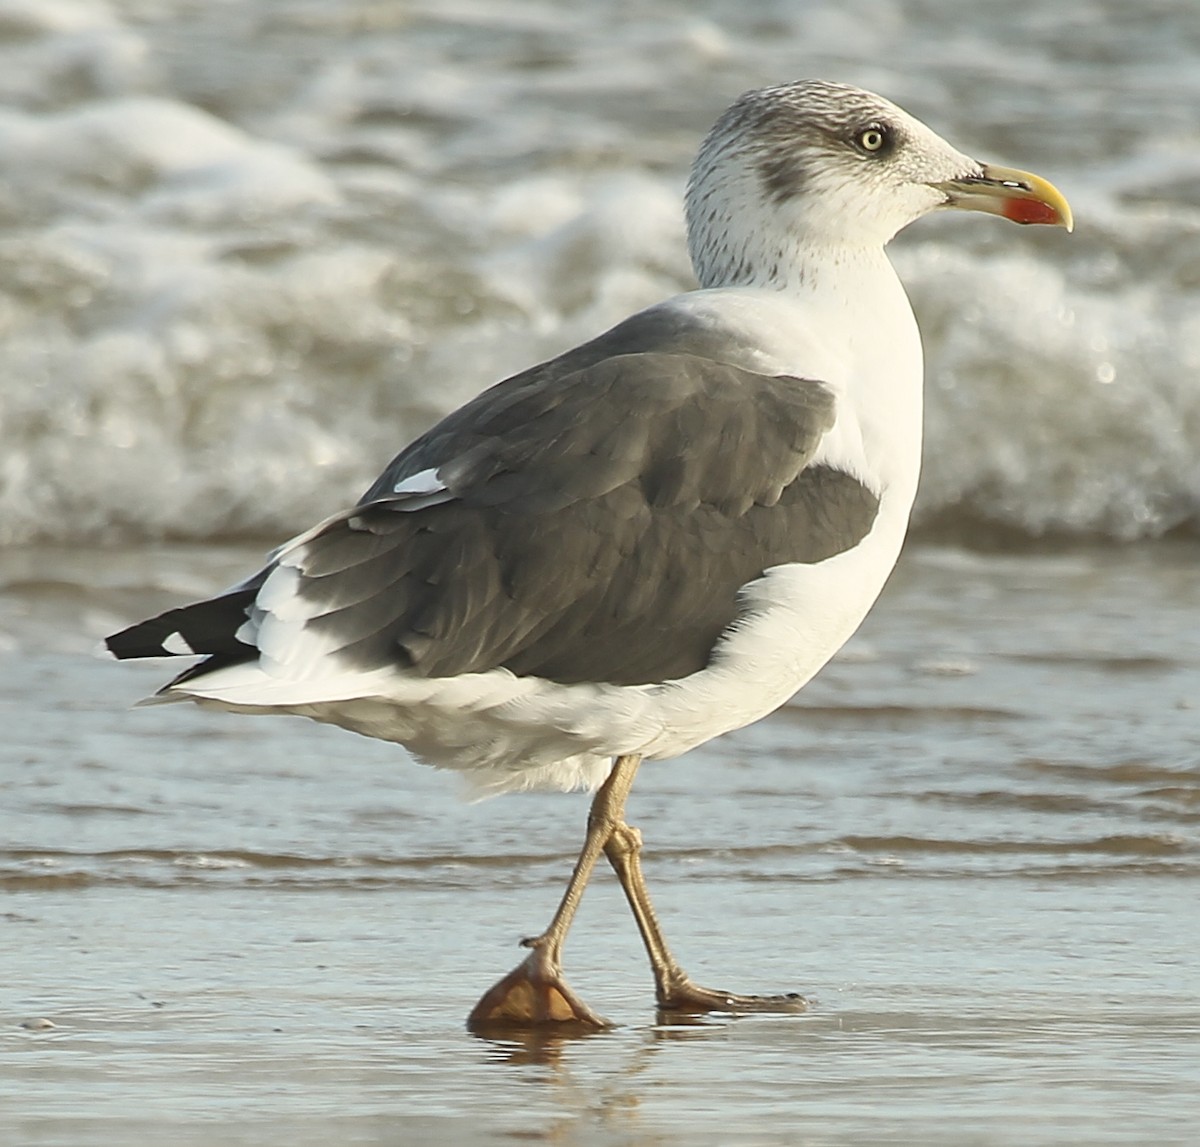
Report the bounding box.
[605,821,643,860]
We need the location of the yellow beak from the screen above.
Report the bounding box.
[932,163,1073,232]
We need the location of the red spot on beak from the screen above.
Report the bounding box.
[1002,197,1063,226]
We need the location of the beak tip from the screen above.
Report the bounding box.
[939,164,1074,235]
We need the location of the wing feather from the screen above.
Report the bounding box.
[108,309,879,692]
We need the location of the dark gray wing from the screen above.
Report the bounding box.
[268,349,877,687]
[111,309,879,688]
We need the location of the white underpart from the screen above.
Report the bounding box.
[173,255,924,795]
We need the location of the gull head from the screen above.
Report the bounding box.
[686,79,1072,289]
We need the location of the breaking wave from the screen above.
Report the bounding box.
[1,0,1198,546]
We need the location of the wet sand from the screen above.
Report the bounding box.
[3,542,1199,1145]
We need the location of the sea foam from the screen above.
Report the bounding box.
[1,0,1198,546]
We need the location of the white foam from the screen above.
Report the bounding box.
[0,0,1197,546]
[0,0,115,34]
[901,226,1200,538]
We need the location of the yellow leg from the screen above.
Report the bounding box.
[604,819,808,1016]
[467,752,807,1032]
[466,754,641,1032]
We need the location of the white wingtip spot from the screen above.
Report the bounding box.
[161,631,196,656]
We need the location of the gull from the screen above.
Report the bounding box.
[105,80,1072,1031]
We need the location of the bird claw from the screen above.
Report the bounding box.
[656,974,810,1017]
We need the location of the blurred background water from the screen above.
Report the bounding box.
[2,2,1199,1145]
[0,0,1199,545]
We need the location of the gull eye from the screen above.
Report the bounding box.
[855,124,890,154]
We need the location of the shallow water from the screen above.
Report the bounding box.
[4,541,1199,1145]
